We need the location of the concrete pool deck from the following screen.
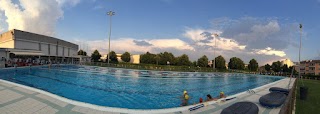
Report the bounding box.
[0,78,295,114]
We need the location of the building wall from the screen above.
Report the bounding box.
[130,55,140,64]
[0,30,14,48]
[0,50,7,59]
[41,44,49,55]
[299,60,320,75]
[13,29,78,49]
[58,46,63,57]
[0,40,14,48]
[14,40,39,50]
[0,29,79,58]
[69,49,77,57]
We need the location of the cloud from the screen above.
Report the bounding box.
[221,17,297,50]
[183,28,246,51]
[180,17,295,64]
[77,38,195,55]
[133,40,153,46]
[149,39,194,51]
[0,0,80,36]
[56,0,81,7]
[0,12,4,33]
[92,5,103,10]
[253,47,286,57]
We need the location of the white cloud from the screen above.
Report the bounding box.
[253,47,286,57]
[0,0,80,36]
[77,38,195,55]
[56,0,81,7]
[0,12,4,33]
[92,5,103,10]
[149,39,194,51]
[183,28,246,51]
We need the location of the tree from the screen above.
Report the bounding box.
[155,54,160,65]
[109,51,118,63]
[91,50,101,62]
[289,66,298,75]
[140,52,156,64]
[121,52,131,62]
[176,54,191,66]
[158,52,175,65]
[248,59,259,71]
[214,55,226,70]
[77,50,87,56]
[228,57,245,70]
[282,64,289,73]
[192,61,197,67]
[271,61,282,72]
[197,55,208,67]
[265,64,271,72]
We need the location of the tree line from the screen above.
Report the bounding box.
[79,50,261,71]
[262,61,297,74]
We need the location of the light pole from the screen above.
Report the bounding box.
[213,33,218,71]
[299,24,304,86]
[107,11,115,64]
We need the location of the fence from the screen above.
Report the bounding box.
[83,62,218,72]
[279,78,297,114]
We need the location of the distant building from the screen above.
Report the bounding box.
[281,59,295,67]
[78,55,91,64]
[100,55,108,62]
[0,29,79,67]
[298,60,320,75]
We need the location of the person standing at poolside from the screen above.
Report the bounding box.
[181,90,189,106]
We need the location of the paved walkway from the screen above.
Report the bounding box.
[0,81,118,114]
[0,78,295,114]
[181,78,296,114]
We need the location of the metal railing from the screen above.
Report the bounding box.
[82,62,217,72]
[279,78,297,114]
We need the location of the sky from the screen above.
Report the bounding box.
[0,0,320,65]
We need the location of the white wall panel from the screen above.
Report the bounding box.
[15,40,39,50]
[41,44,49,55]
[58,46,63,56]
[50,45,57,56]
[0,40,14,48]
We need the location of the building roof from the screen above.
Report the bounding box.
[1,29,78,49]
[300,60,320,63]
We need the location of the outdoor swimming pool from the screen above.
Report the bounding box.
[0,65,283,109]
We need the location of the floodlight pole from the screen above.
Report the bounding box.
[213,33,218,71]
[107,11,115,64]
[299,24,304,86]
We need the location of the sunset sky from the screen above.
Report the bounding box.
[1,0,320,65]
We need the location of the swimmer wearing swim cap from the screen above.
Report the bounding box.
[220,91,226,98]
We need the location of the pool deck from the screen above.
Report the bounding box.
[0,78,295,114]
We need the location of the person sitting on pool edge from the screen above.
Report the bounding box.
[199,97,203,103]
[181,90,189,106]
[206,94,217,101]
[219,92,226,98]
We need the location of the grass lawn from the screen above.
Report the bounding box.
[296,79,320,114]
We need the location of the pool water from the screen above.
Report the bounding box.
[0,65,283,109]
